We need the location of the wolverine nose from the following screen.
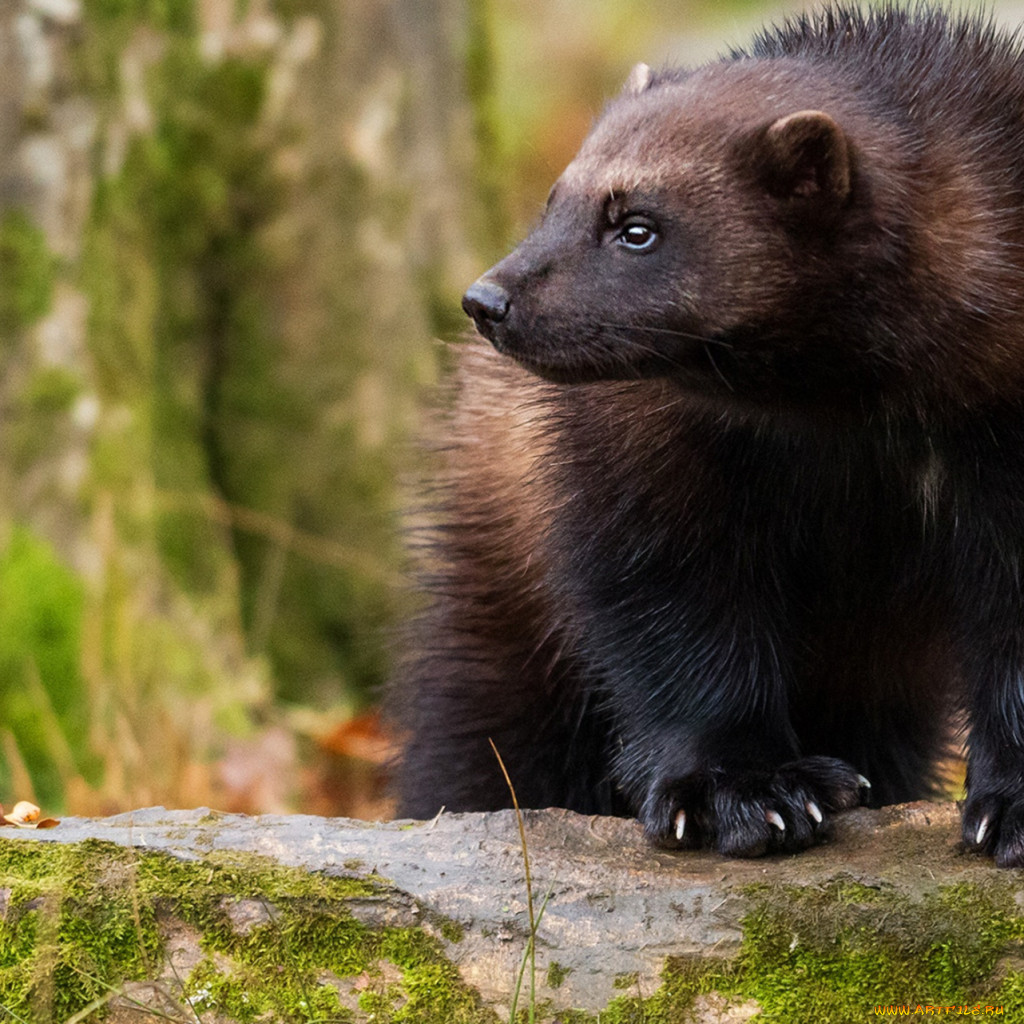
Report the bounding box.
[462,279,510,330]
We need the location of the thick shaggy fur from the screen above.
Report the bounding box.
[396,4,1024,865]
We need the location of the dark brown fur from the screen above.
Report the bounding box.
[396,4,1024,865]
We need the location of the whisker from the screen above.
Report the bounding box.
[592,321,736,381]
[596,321,735,349]
[593,327,684,372]
[702,341,735,392]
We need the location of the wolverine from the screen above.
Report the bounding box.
[396,4,1024,866]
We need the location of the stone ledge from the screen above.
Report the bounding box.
[3,802,1021,1021]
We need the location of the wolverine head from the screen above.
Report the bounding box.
[460,58,983,411]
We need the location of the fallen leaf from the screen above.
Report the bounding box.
[317,710,399,764]
[10,800,39,822]
[0,800,59,828]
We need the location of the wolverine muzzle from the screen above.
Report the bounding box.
[462,278,510,339]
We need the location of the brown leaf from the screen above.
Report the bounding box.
[318,710,399,764]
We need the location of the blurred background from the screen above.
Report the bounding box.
[0,0,1018,820]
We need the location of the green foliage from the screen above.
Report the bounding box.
[0,528,97,808]
[0,210,56,338]
[545,961,569,989]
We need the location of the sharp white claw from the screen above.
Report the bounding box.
[674,809,686,841]
[976,816,990,847]
[766,809,786,832]
[857,774,872,789]
[806,800,823,824]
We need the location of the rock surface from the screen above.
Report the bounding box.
[6,800,1004,1016]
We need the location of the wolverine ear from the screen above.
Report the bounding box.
[756,110,851,205]
[623,62,653,95]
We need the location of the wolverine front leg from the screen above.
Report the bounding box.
[594,601,869,856]
[961,647,1024,867]
[956,556,1024,867]
[618,718,868,857]
[554,423,873,857]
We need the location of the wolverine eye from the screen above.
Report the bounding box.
[615,217,660,252]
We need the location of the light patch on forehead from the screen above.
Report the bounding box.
[555,62,822,200]
[556,84,708,195]
[559,153,697,195]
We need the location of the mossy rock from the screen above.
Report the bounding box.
[0,835,491,1022]
[3,803,1024,1021]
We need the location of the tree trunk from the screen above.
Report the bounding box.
[0,0,488,812]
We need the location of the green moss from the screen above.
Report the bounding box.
[0,838,496,1023]
[0,209,56,337]
[374,937,486,1022]
[437,916,465,944]
[590,877,1024,1024]
[528,876,1024,1024]
[0,840,160,1018]
[5,843,1023,1023]
[546,960,569,988]
[996,970,1024,1013]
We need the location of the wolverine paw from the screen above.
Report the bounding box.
[641,756,869,857]
[962,791,1024,867]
